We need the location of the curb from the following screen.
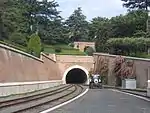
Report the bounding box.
[120,90,149,99]
[103,85,149,98]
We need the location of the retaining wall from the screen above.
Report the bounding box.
[94,53,150,89]
[0,44,62,97]
[0,80,63,97]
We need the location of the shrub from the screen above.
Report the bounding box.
[107,38,150,56]
[27,33,41,57]
[68,43,74,47]
[85,47,95,56]
[55,47,62,53]
[41,44,44,52]
[9,32,27,46]
[77,44,79,48]
[84,46,88,52]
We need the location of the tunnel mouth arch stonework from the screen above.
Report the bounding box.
[63,65,89,84]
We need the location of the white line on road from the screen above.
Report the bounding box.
[40,88,89,113]
[111,89,150,102]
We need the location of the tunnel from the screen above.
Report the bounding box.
[65,68,87,84]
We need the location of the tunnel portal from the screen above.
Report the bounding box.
[66,68,87,84]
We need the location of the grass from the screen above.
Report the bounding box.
[43,44,86,55]
[0,40,27,52]
[135,53,150,59]
[129,52,150,59]
[0,40,86,56]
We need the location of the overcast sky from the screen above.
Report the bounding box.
[55,0,127,21]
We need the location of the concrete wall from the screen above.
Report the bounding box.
[0,80,62,97]
[0,43,94,96]
[0,44,61,82]
[94,53,150,89]
[0,44,62,96]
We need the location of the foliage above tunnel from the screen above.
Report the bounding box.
[0,0,150,58]
[107,38,150,56]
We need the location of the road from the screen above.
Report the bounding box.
[50,89,150,113]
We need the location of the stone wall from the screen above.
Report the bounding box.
[94,53,150,89]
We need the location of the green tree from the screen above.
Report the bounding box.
[85,47,95,56]
[2,0,28,37]
[27,33,41,57]
[9,32,27,46]
[0,0,9,40]
[32,0,64,44]
[89,17,110,40]
[121,0,150,10]
[90,10,148,52]
[1,0,63,45]
[89,17,111,52]
[65,7,89,42]
[121,0,149,33]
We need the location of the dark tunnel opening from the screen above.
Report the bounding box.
[66,68,87,84]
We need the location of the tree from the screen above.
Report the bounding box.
[0,0,64,45]
[89,17,111,52]
[121,0,150,10]
[2,0,29,37]
[90,10,148,53]
[121,0,149,33]
[0,0,9,40]
[89,17,110,40]
[27,33,41,57]
[85,47,95,56]
[31,0,65,44]
[38,18,67,44]
[65,7,89,42]
[9,32,27,46]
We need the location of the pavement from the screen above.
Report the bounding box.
[50,88,150,113]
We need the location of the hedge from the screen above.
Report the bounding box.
[106,38,150,56]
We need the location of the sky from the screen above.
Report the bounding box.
[55,0,127,21]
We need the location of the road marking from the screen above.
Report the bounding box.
[40,88,89,113]
[111,89,150,102]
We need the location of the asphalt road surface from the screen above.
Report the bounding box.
[50,89,150,113]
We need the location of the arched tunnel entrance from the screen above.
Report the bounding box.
[65,68,87,84]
